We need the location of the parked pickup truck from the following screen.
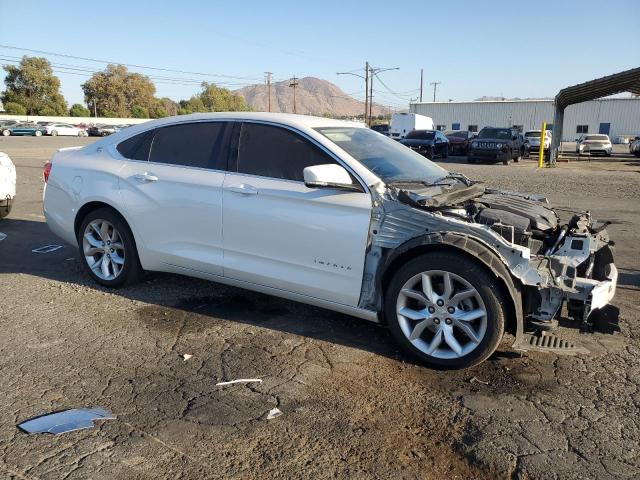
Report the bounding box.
[467,127,524,165]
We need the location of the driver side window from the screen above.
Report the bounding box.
[237,123,337,182]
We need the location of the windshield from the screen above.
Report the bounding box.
[478,128,511,139]
[584,135,608,141]
[525,131,540,137]
[315,127,446,183]
[405,130,435,140]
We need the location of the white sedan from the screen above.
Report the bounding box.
[576,134,612,156]
[0,152,16,219]
[45,123,88,137]
[42,113,618,369]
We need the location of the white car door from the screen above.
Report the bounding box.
[117,121,232,275]
[222,122,372,307]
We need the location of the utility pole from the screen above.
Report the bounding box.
[93,99,97,118]
[337,62,369,124]
[364,61,369,124]
[419,68,423,103]
[430,81,441,102]
[265,72,273,112]
[368,66,400,126]
[289,76,299,114]
[369,68,374,125]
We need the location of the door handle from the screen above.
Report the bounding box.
[227,183,258,195]
[133,172,159,183]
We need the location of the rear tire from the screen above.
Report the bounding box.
[384,252,506,369]
[34,130,42,137]
[51,130,58,136]
[77,207,143,288]
[2,129,10,136]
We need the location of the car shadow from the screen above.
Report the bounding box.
[0,218,412,364]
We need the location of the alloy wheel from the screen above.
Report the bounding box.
[82,219,126,281]
[396,270,487,359]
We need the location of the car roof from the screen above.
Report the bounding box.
[147,112,364,130]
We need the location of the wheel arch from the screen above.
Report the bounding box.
[74,202,143,259]
[379,232,523,339]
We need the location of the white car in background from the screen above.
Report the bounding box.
[42,113,618,369]
[45,123,88,137]
[0,152,16,219]
[523,130,552,155]
[576,134,612,156]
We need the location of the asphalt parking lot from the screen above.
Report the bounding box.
[0,136,639,480]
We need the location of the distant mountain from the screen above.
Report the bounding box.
[474,96,553,101]
[234,77,390,117]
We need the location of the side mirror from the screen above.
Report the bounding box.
[303,164,358,191]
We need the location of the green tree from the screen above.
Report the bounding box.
[4,102,27,115]
[1,56,67,115]
[150,97,178,118]
[179,82,249,113]
[82,64,156,118]
[69,103,91,117]
[131,105,149,118]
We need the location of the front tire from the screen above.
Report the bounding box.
[384,252,506,369]
[2,129,10,136]
[34,130,42,137]
[77,208,143,288]
[51,130,58,136]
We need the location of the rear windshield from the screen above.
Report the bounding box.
[405,130,435,140]
[478,128,511,139]
[584,135,608,141]
[525,131,540,137]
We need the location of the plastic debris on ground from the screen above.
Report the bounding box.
[469,376,489,385]
[32,244,63,254]
[0,232,6,242]
[215,379,262,387]
[17,407,116,435]
[266,408,282,420]
[182,354,193,361]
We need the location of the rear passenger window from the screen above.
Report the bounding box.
[117,130,155,161]
[149,122,229,169]
[237,123,336,181]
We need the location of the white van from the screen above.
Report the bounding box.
[389,113,434,140]
[0,152,16,219]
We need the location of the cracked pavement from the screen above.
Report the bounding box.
[0,137,638,479]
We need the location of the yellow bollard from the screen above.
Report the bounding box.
[538,121,547,168]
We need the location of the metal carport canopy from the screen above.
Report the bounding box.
[551,66,640,161]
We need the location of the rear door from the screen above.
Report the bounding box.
[222,122,372,306]
[118,121,232,275]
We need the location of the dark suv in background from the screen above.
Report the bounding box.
[467,127,524,164]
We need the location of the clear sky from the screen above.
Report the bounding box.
[1,0,638,109]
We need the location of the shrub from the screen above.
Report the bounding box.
[69,103,91,117]
[4,102,26,115]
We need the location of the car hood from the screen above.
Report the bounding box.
[395,182,557,231]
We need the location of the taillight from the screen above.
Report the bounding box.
[43,162,52,183]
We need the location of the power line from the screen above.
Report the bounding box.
[0,44,263,81]
[0,55,256,88]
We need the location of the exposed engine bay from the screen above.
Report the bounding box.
[359,173,619,343]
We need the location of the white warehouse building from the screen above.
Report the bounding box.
[409,97,640,141]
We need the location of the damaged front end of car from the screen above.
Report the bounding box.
[359,174,619,352]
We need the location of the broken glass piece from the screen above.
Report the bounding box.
[17,407,115,435]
